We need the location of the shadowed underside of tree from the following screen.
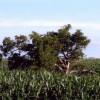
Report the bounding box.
[8,53,33,69]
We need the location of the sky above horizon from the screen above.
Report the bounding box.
[0,0,100,58]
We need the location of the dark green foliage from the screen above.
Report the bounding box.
[8,53,33,70]
[0,24,90,70]
[0,35,34,69]
[0,37,14,56]
[58,26,90,61]
[0,53,2,62]
[29,32,60,69]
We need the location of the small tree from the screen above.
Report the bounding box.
[0,35,34,69]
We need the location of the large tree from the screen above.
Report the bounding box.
[0,24,90,71]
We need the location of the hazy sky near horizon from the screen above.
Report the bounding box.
[0,0,100,58]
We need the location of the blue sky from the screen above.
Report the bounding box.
[0,0,100,58]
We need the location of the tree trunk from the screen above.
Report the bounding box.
[55,58,71,74]
[65,61,70,74]
[55,58,97,75]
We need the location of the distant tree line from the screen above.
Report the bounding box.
[0,24,90,71]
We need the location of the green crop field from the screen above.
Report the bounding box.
[0,58,100,100]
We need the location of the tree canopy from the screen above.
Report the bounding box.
[0,24,90,70]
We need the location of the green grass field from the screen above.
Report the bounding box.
[0,58,100,99]
[71,58,100,74]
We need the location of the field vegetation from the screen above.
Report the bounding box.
[0,25,100,99]
[0,59,100,100]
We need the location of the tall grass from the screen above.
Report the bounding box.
[0,59,100,99]
[0,68,100,100]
